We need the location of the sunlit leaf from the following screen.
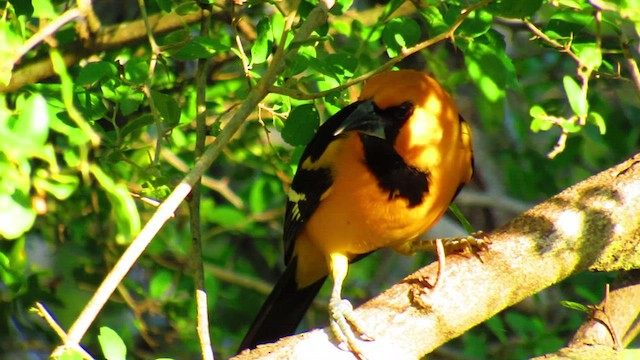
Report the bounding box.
[563,75,588,117]
[382,18,420,58]
[98,326,127,360]
[281,104,320,146]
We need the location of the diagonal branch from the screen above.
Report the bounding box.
[49,3,332,357]
[233,154,640,359]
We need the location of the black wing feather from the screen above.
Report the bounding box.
[282,101,365,263]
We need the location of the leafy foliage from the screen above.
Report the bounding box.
[0,0,638,359]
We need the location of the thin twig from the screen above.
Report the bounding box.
[136,0,164,165]
[33,302,94,360]
[12,8,82,65]
[190,3,216,359]
[76,0,101,33]
[161,147,245,209]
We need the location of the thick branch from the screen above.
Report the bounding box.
[233,154,640,359]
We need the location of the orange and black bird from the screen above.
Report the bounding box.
[238,69,474,356]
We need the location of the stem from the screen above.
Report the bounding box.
[190,3,215,359]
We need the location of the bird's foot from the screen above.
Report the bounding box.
[329,298,373,359]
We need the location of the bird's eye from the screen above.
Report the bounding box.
[383,102,413,121]
[396,102,414,119]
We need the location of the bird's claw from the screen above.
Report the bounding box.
[329,299,373,359]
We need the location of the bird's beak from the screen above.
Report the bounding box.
[333,100,387,139]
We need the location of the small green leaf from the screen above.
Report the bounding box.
[330,0,353,15]
[419,6,448,36]
[90,165,140,244]
[33,171,79,200]
[98,326,127,360]
[560,300,590,313]
[16,93,49,147]
[149,270,173,299]
[529,105,547,118]
[31,0,57,18]
[151,90,180,127]
[563,75,588,117]
[155,0,172,12]
[281,104,320,146]
[455,9,493,38]
[252,18,272,64]
[206,205,246,227]
[9,0,34,17]
[382,18,421,58]
[574,43,602,70]
[530,117,553,132]
[588,112,606,134]
[487,0,542,19]
[76,61,118,86]
[271,12,285,44]
[121,114,154,138]
[0,191,36,239]
[124,58,149,84]
[560,119,582,133]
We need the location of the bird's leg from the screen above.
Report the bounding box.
[328,253,372,358]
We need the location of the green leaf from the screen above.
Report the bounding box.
[325,53,357,81]
[76,61,118,86]
[455,9,493,38]
[281,104,320,146]
[121,114,154,138]
[9,0,34,18]
[271,12,285,44]
[155,0,172,12]
[530,117,553,132]
[485,316,507,343]
[529,105,547,119]
[31,0,57,18]
[90,165,140,244]
[560,300,590,312]
[170,36,222,60]
[0,191,36,239]
[52,348,84,360]
[382,18,421,58]
[124,58,149,84]
[206,205,245,227]
[330,0,353,15]
[573,43,602,70]
[149,270,173,299]
[151,90,180,127]
[487,0,542,19]
[588,112,606,134]
[543,10,592,40]
[251,18,272,65]
[33,171,79,200]
[16,93,49,147]
[462,41,508,103]
[563,75,588,117]
[98,326,127,360]
[419,6,448,37]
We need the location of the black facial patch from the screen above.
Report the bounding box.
[377,101,414,142]
[359,134,429,207]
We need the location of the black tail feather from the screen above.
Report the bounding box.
[238,259,326,352]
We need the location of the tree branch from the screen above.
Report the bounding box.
[2,9,228,94]
[233,154,640,359]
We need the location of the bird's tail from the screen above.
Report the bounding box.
[238,259,326,352]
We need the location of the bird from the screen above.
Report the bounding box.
[238,69,475,357]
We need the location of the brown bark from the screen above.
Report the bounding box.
[233,154,640,360]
